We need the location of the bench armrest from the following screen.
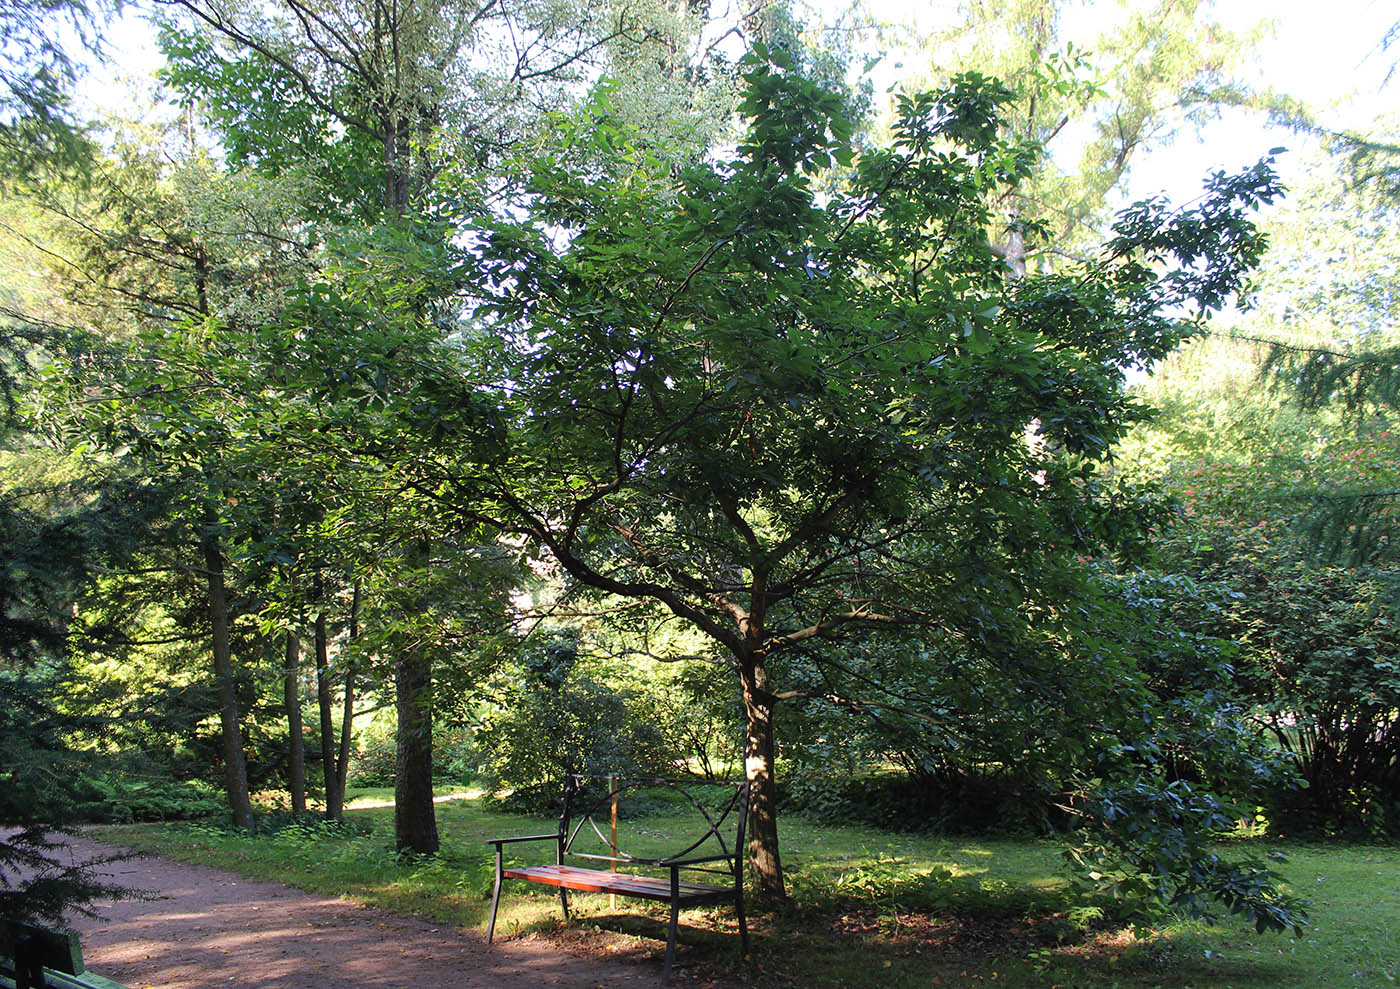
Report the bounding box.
[487,833,560,847]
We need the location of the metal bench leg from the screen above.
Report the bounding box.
[736,888,749,956]
[559,887,570,920]
[664,866,681,983]
[487,845,503,944]
[16,933,44,989]
[664,897,680,983]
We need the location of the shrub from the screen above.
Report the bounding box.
[433,724,476,785]
[475,637,674,812]
[70,772,225,823]
[779,769,1057,835]
[347,711,398,787]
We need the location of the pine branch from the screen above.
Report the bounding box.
[1246,334,1400,413]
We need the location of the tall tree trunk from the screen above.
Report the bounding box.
[334,581,361,806]
[200,511,253,831]
[395,644,438,853]
[313,575,342,820]
[1004,220,1027,279]
[284,629,307,816]
[740,656,784,898]
[382,110,435,852]
[395,545,438,854]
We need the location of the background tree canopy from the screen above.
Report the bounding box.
[1120,130,1400,841]
[12,0,1391,945]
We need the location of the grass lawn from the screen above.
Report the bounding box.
[96,788,1399,987]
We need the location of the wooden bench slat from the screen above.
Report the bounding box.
[502,865,732,903]
[551,864,728,896]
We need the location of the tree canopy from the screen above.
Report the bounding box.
[304,47,1305,925]
[1,0,1327,941]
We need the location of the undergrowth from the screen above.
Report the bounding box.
[94,788,1397,988]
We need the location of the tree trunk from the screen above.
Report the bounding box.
[199,512,254,831]
[394,642,439,854]
[740,657,784,899]
[1003,208,1028,279]
[384,109,434,851]
[313,581,342,820]
[334,581,361,806]
[284,629,307,816]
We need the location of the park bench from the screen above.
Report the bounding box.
[0,921,127,989]
[486,775,750,981]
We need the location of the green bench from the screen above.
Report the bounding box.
[0,921,127,989]
[487,775,750,982]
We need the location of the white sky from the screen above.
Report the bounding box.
[1098,0,1395,205]
[843,0,1395,206]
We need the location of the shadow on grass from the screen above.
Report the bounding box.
[491,866,1111,986]
[530,866,1303,987]
[102,809,1315,988]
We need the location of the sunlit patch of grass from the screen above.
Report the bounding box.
[96,794,1400,987]
[342,786,482,810]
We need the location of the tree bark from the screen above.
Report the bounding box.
[1004,221,1027,279]
[334,580,362,808]
[740,657,784,898]
[394,642,439,853]
[284,629,307,816]
[313,578,343,820]
[200,511,253,831]
[395,546,438,854]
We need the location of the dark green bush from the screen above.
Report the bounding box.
[475,638,674,812]
[70,773,225,823]
[347,723,398,787]
[779,769,1058,835]
[565,776,741,820]
[433,724,476,785]
[244,810,375,838]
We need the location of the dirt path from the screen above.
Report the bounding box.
[53,836,662,988]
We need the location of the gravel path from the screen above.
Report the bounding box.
[51,836,661,988]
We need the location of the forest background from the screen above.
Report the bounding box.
[1,0,1397,959]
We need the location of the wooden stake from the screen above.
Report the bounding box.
[609,774,619,910]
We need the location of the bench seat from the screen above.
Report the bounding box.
[502,864,735,904]
[486,775,750,982]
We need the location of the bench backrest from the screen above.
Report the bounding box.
[0,920,85,979]
[557,776,749,879]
